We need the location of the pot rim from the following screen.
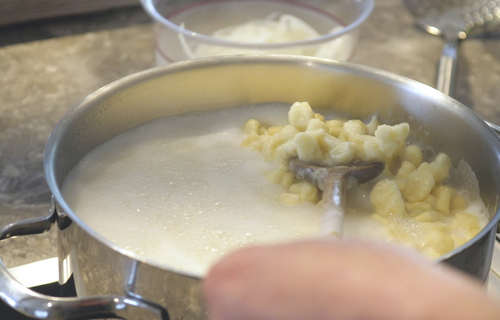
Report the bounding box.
[43,54,500,278]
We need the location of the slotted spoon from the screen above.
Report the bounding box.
[403,0,500,132]
[289,159,384,237]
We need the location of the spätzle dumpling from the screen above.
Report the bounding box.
[401,145,423,167]
[243,119,260,134]
[267,169,295,188]
[413,210,439,223]
[275,139,298,164]
[243,103,410,167]
[279,193,301,206]
[306,118,329,132]
[403,165,435,203]
[326,142,356,166]
[278,125,300,144]
[241,130,262,150]
[261,134,281,161]
[267,126,283,136]
[432,185,455,215]
[450,194,468,211]
[242,101,483,260]
[295,132,323,164]
[288,102,315,130]
[428,153,452,183]
[338,120,367,143]
[370,179,405,218]
[374,123,410,158]
[418,224,455,258]
[289,181,319,203]
[326,119,345,137]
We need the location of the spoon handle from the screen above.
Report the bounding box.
[319,176,345,238]
[436,37,459,97]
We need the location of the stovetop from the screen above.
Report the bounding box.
[0,270,77,320]
[2,240,500,320]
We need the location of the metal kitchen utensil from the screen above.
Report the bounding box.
[402,0,500,132]
[289,159,384,237]
[403,0,500,96]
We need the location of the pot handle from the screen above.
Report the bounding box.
[0,197,169,320]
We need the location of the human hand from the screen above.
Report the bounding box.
[203,239,500,320]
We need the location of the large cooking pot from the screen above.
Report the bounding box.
[1,55,500,320]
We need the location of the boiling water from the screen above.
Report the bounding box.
[62,104,325,276]
[62,104,488,275]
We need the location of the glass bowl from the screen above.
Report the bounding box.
[141,0,374,65]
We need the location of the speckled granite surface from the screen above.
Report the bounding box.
[0,0,499,268]
[0,24,156,267]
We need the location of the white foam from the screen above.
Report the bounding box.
[62,104,323,276]
[448,160,490,227]
[62,104,490,275]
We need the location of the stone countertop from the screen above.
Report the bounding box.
[0,0,499,268]
[0,23,156,267]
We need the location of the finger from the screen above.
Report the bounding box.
[202,239,499,320]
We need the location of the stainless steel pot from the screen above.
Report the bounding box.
[1,55,500,320]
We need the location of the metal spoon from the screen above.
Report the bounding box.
[403,0,500,132]
[289,159,384,237]
[403,0,500,96]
